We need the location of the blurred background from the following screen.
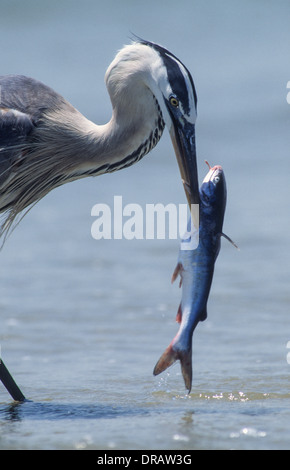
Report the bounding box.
[0,0,289,450]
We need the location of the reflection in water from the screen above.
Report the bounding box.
[2,402,24,422]
[0,400,151,422]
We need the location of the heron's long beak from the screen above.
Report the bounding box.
[169,121,199,228]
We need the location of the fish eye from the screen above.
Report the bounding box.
[214,176,220,183]
[170,96,179,108]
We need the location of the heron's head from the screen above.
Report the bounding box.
[105,39,198,205]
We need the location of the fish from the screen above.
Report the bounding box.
[153,162,237,393]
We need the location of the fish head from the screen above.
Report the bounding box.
[199,164,227,229]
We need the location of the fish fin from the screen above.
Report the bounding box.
[171,262,183,285]
[200,308,207,321]
[153,343,192,393]
[176,303,182,323]
[221,232,239,250]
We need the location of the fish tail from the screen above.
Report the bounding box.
[153,343,192,393]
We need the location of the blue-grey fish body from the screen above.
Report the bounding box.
[154,164,234,392]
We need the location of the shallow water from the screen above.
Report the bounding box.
[0,0,290,450]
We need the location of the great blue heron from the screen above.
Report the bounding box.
[0,38,198,241]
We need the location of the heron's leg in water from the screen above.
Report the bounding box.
[0,359,26,401]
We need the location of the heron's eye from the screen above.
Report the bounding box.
[170,96,179,108]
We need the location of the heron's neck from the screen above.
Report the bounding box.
[60,90,165,179]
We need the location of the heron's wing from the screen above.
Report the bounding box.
[0,75,79,240]
[0,108,33,145]
[0,108,34,186]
